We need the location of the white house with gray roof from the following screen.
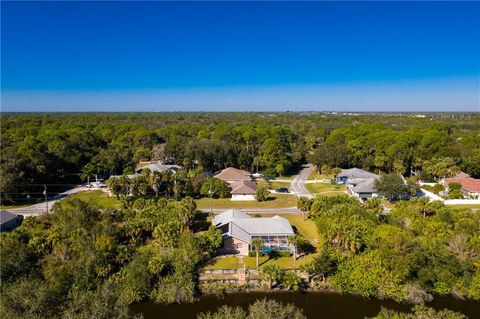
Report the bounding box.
[212,209,294,256]
[336,168,380,201]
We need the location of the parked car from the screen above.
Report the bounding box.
[276,188,290,193]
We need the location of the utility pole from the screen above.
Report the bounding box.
[209,182,213,216]
[43,185,49,213]
[173,172,177,201]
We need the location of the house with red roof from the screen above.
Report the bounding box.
[442,178,480,199]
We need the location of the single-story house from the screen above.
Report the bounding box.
[442,178,480,199]
[230,180,257,201]
[212,209,295,256]
[214,167,256,200]
[110,161,182,180]
[0,211,24,232]
[336,168,380,200]
[135,161,181,175]
[214,167,252,184]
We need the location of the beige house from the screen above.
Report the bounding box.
[230,180,257,201]
[214,167,256,200]
[212,210,295,256]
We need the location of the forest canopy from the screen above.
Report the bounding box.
[1,112,479,203]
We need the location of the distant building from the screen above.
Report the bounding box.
[110,161,182,180]
[136,161,181,174]
[213,210,294,256]
[442,178,480,199]
[214,167,256,200]
[0,211,24,232]
[336,168,380,200]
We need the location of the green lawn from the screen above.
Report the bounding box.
[307,170,334,181]
[256,180,291,190]
[305,182,345,194]
[195,194,296,209]
[446,204,480,210]
[203,256,240,269]
[270,214,319,246]
[0,203,34,210]
[66,190,121,209]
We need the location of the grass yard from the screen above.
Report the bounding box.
[256,180,291,190]
[203,256,240,269]
[66,190,121,209]
[0,203,35,210]
[268,214,319,246]
[195,194,296,209]
[243,254,316,269]
[446,204,480,210]
[307,170,334,181]
[305,182,345,195]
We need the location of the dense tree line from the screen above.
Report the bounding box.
[302,195,480,304]
[0,197,222,318]
[1,112,479,204]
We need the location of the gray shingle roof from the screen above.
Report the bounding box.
[351,178,378,193]
[213,210,294,242]
[339,168,379,180]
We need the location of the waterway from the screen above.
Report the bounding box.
[131,292,480,319]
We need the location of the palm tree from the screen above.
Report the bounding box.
[149,171,162,196]
[261,264,281,289]
[251,238,264,267]
[288,234,300,260]
[177,197,197,229]
[296,196,311,220]
[332,167,342,181]
[282,271,301,290]
[80,163,95,187]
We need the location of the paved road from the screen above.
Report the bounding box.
[290,164,315,198]
[200,207,301,215]
[5,186,89,217]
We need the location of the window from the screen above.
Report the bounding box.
[236,243,243,249]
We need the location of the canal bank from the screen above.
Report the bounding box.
[131,291,480,319]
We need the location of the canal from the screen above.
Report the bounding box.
[131,292,480,318]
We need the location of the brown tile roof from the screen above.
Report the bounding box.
[453,171,471,179]
[230,180,257,195]
[214,167,251,181]
[444,178,480,193]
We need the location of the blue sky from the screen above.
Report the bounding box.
[1,1,479,112]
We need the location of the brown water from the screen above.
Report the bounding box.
[131,292,480,319]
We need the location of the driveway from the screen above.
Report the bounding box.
[290,164,315,198]
[4,186,89,217]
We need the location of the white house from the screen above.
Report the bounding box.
[336,168,380,200]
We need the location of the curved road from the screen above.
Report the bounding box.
[290,164,315,198]
[4,186,89,217]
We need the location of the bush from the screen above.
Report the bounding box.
[267,250,291,258]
